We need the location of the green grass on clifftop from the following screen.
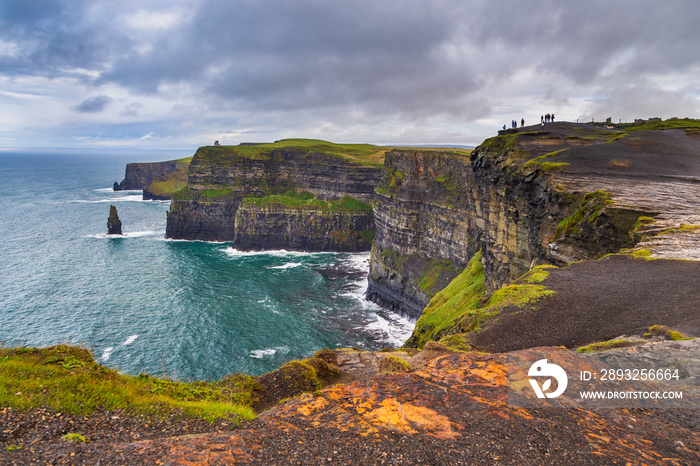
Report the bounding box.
[146,157,192,198]
[242,192,372,213]
[199,139,388,167]
[0,345,256,423]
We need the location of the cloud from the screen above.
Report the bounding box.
[74,95,112,113]
[2,0,700,148]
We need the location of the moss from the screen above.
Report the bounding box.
[554,190,613,240]
[61,433,86,443]
[576,339,644,353]
[484,284,556,309]
[657,224,700,235]
[376,167,405,196]
[418,259,456,297]
[379,356,411,373]
[521,265,558,284]
[438,334,473,352]
[646,325,695,341]
[632,216,656,234]
[539,162,569,172]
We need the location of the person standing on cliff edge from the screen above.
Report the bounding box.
[521,118,525,127]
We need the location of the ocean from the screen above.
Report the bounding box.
[0,151,414,380]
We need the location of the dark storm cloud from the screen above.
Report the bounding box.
[102,0,476,117]
[74,95,112,113]
[95,0,700,118]
[2,0,700,147]
[0,0,127,76]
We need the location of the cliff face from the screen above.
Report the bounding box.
[116,161,179,190]
[234,199,375,251]
[165,141,383,244]
[115,157,192,200]
[369,121,700,323]
[392,120,700,349]
[366,150,478,318]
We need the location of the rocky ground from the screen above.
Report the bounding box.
[2,344,698,465]
[469,254,700,353]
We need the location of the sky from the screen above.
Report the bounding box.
[2,0,700,151]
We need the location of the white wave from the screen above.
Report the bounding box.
[266,262,303,270]
[94,188,142,193]
[161,238,228,243]
[249,348,276,359]
[88,230,160,239]
[70,195,146,203]
[340,253,371,273]
[224,247,335,259]
[362,312,416,348]
[122,335,138,346]
[101,347,114,361]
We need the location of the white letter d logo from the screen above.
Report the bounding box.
[528,359,568,398]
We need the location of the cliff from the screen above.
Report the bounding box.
[114,157,191,200]
[366,149,478,318]
[234,195,375,251]
[165,140,384,245]
[390,119,700,348]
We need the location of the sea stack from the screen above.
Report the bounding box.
[107,205,123,235]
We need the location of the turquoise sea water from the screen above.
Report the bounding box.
[0,152,414,380]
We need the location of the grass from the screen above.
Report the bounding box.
[576,339,644,353]
[196,139,389,167]
[405,252,559,349]
[241,193,372,213]
[521,265,558,284]
[523,149,569,169]
[406,252,486,348]
[146,157,192,197]
[200,187,233,198]
[620,118,700,133]
[0,345,256,424]
[554,190,613,239]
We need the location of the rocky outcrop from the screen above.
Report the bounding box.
[369,121,700,324]
[114,160,179,191]
[107,205,122,235]
[234,197,375,252]
[165,142,383,242]
[119,347,700,465]
[366,150,478,318]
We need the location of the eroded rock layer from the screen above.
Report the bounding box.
[369,121,700,321]
[234,202,375,252]
[165,142,383,245]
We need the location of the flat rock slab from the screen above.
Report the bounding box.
[107,349,699,465]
